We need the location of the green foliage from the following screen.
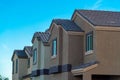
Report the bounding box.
[4,78,9,80]
[0,75,2,80]
[0,75,9,80]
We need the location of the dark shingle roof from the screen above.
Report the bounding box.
[32,32,50,43]
[24,46,32,56]
[11,50,28,61]
[77,10,120,27]
[53,19,83,32]
[72,61,99,70]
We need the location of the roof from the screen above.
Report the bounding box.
[72,61,99,70]
[76,10,120,27]
[32,32,50,43]
[24,46,32,56]
[11,50,28,61]
[53,19,83,32]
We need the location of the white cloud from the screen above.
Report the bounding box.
[2,44,10,52]
[91,0,103,9]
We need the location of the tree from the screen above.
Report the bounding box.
[0,75,2,80]
[4,78,9,80]
[0,75,9,80]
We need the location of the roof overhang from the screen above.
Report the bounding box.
[95,26,120,31]
[72,63,98,76]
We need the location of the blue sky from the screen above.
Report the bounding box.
[0,0,120,80]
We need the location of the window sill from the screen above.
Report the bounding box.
[51,56,56,59]
[85,50,93,56]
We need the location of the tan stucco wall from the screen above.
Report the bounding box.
[32,36,50,80]
[25,50,32,75]
[73,13,97,63]
[12,54,28,80]
[19,59,28,80]
[68,34,84,66]
[49,24,62,66]
[32,38,41,70]
[91,30,120,75]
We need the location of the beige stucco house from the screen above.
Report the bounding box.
[71,10,120,80]
[12,50,27,80]
[31,32,50,80]
[11,46,32,80]
[12,9,120,80]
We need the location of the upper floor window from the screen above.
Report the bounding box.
[86,32,93,52]
[28,58,30,68]
[12,61,14,74]
[16,59,18,73]
[33,49,37,64]
[52,39,57,57]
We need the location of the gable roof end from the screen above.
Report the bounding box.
[24,46,32,56]
[32,32,50,43]
[53,19,84,32]
[11,50,28,61]
[76,10,120,27]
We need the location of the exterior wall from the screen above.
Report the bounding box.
[71,11,120,80]
[49,24,62,66]
[25,52,32,75]
[44,45,50,69]
[49,24,84,80]
[12,54,28,80]
[19,59,28,80]
[62,28,69,64]
[49,24,63,80]
[73,13,97,63]
[68,34,84,67]
[40,42,50,69]
[91,30,120,75]
[12,54,18,80]
[32,38,41,70]
[32,37,50,80]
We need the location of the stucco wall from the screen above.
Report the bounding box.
[73,13,97,63]
[68,35,84,66]
[32,38,41,70]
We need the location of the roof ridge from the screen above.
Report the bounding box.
[76,9,120,13]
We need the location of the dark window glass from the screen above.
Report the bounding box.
[12,61,14,74]
[86,32,93,51]
[52,39,57,56]
[16,59,18,73]
[33,49,37,64]
[28,58,30,68]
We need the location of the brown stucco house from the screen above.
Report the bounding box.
[12,9,120,80]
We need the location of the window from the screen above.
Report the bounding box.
[12,61,14,74]
[86,32,93,52]
[16,59,18,73]
[28,58,30,68]
[33,49,37,64]
[52,39,57,56]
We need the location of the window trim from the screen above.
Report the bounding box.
[28,58,30,68]
[52,38,57,57]
[12,61,14,74]
[86,31,93,54]
[33,48,37,65]
[16,59,18,73]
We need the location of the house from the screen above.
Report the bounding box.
[11,46,32,80]
[48,19,84,80]
[22,46,32,80]
[12,9,120,80]
[31,32,50,80]
[12,50,28,80]
[71,10,120,80]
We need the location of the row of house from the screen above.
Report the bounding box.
[11,9,120,80]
